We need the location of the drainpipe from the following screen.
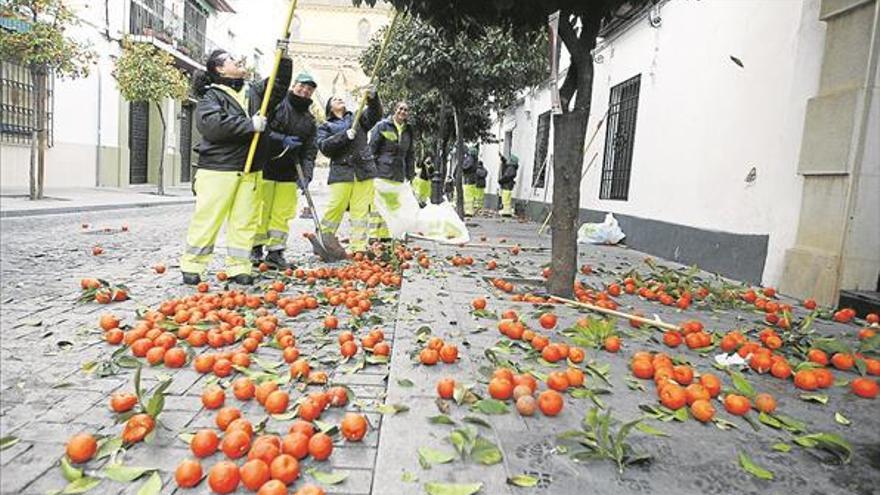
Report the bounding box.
[834,0,880,299]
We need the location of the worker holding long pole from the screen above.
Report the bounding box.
[179,2,297,285]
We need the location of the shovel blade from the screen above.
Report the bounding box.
[320,232,348,260]
[306,232,346,262]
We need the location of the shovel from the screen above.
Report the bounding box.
[295,162,347,261]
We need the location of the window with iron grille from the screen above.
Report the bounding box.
[532,110,550,188]
[1,59,54,146]
[599,74,640,200]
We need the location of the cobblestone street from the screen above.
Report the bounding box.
[1,193,879,494]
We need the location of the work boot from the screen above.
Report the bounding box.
[231,273,254,285]
[265,250,288,269]
[250,245,264,266]
[182,272,201,285]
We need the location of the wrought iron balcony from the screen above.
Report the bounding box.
[129,0,217,67]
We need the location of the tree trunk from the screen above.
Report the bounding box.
[547,14,598,297]
[30,66,48,200]
[431,106,449,204]
[452,106,465,219]
[155,101,166,196]
[29,130,37,200]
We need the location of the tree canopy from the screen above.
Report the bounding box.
[114,40,189,104]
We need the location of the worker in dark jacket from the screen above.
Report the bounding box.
[180,49,292,285]
[315,88,382,253]
[252,72,318,268]
[461,146,478,216]
[368,101,414,240]
[474,159,487,212]
[412,155,433,205]
[498,154,519,217]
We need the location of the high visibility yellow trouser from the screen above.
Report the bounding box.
[474,187,485,210]
[255,178,298,252]
[412,177,431,203]
[320,179,373,252]
[180,169,261,277]
[368,206,391,240]
[463,184,476,215]
[501,189,514,216]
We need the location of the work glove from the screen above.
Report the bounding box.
[364,84,377,100]
[346,128,357,140]
[251,115,267,132]
[282,135,302,149]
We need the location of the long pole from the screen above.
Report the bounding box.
[550,296,681,332]
[350,10,401,133]
[243,0,299,174]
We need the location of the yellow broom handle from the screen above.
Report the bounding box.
[351,9,400,133]
[243,0,299,174]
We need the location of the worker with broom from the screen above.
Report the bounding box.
[474,159,488,213]
[251,73,318,269]
[180,49,292,285]
[316,88,383,253]
[461,146,479,216]
[498,153,519,217]
[368,100,417,241]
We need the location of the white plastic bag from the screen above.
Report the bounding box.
[413,201,470,244]
[372,178,421,238]
[577,213,625,245]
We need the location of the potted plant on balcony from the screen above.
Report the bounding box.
[142,26,154,37]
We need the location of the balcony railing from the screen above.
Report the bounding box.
[129,0,217,64]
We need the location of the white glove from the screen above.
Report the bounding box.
[251,115,267,132]
[346,128,356,140]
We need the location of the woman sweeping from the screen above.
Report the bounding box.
[316,89,383,253]
[369,100,416,241]
[180,49,292,285]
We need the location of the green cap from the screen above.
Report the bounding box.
[509,155,519,165]
[295,72,317,87]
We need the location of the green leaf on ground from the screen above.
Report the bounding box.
[507,474,539,487]
[428,414,455,425]
[800,394,829,404]
[418,447,456,469]
[136,472,162,495]
[470,399,509,415]
[772,443,791,453]
[60,457,83,482]
[738,452,773,480]
[306,468,348,484]
[103,464,156,482]
[0,436,19,451]
[635,422,669,437]
[60,476,102,494]
[793,433,853,463]
[402,471,419,482]
[423,482,483,495]
[834,412,851,426]
[95,436,123,460]
[375,403,410,415]
[728,370,756,398]
[471,437,502,465]
[462,416,491,428]
[397,378,415,387]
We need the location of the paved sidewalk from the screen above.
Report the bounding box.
[0,186,195,218]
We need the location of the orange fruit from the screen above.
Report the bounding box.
[227,418,254,438]
[488,378,514,400]
[293,485,325,495]
[516,395,537,416]
[208,460,241,494]
[546,372,570,392]
[807,349,828,366]
[215,407,242,431]
[770,360,792,379]
[240,459,271,491]
[672,365,694,385]
[99,314,120,331]
[603,336,621,353]
[631,359,654,379]
[814,368,834,388]
[66,433,97,464]
[439,344,459,364]
[851,377,878,398]
[472,297,487,310]
[539,313,557,329]
[684,384,710,405]
[282,432,310,460]
[723,394,751,416]
[659,384,687,410]
[270,454,300,484]
[831,353,854,370]
[110,393,138,413]
[754,393,777,413]
[265,390,290,414]
[175,458,203,488]
[341,413,368,441]
[568,347,585,363]
[564,368,585,388]
[793,370,818,390]
[690,399,715,423]
[437,378,455,399]
[191,429,220,458]
[221,429,251,459]
[327,386,349,407]
[537,390,563,416]
[259,479,289,495]
[248,437,281,464]
[256,381,279,405]
[122,414,154,444]
[699,374,722,397]
[512,373,538,393]
[202,385,226,410]
[288,420,315,438]
[297,399,322,421]
[308,432,333,461]
[419,348,439,365]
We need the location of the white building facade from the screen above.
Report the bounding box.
[481,0,879,305]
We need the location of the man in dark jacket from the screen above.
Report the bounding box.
[252,72,318,268]
[461,146,478,216]
[412,155,433,205]
[180,49,292,285]
[474,159,488,213]
[498,154,518,217]
[315,88,382,253]
[368,100,414,240]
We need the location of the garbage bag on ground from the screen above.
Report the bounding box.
[577,212,625,245]
[413,201,470,244]
[372,178,421,239]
